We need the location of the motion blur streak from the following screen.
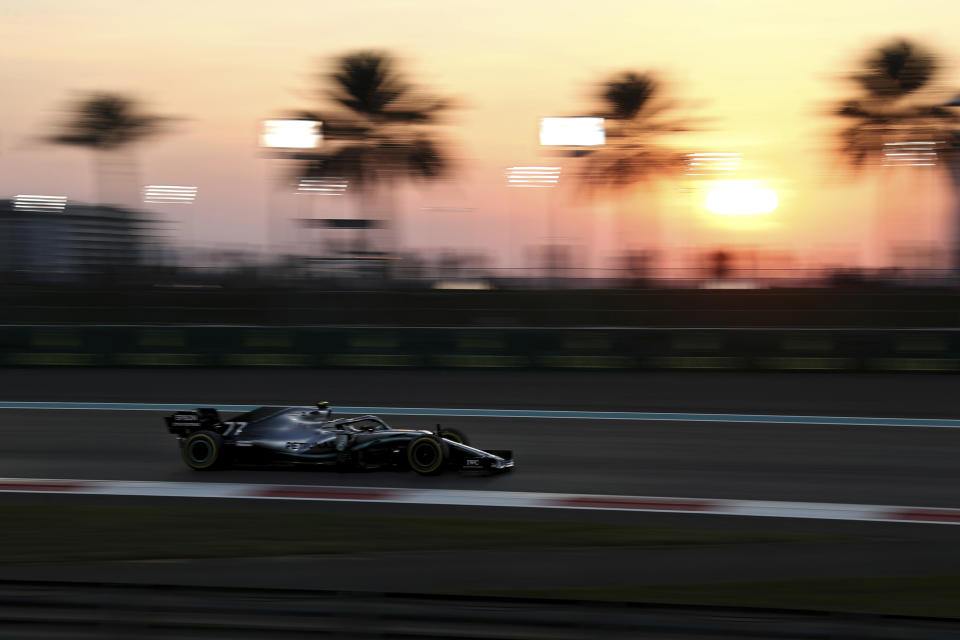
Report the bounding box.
[2,401,960,428]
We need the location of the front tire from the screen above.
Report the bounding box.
[439,427,470,446]
[182,430,226,470]
[407,436,447,475]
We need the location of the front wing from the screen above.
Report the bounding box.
[446,440,514,472]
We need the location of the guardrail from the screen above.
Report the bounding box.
[1,325,960,371]
[0,579,953,639]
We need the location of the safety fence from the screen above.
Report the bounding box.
[2,287,960,327]
[2,325,960,371]
[0,579,952,639]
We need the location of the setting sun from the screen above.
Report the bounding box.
[704,181,779,216]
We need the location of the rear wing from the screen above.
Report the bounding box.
[165,408,222,436]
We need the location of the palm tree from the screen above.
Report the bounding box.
[578,71,688,262]
[833,39,960,272]
[292,51,452,255]
[48,92,173,206]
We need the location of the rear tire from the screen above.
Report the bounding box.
[407,436,447,475]
[182,430,226,470]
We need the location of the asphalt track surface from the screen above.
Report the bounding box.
[0,368,959,504]
[2,368,960,595]
[1,368,958,417]
[5,409,960,507]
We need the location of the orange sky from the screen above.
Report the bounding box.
[3,0,960,270]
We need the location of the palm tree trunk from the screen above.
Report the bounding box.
[93,152,108,205]
[356,187,373,254]
[384,186,400,282]
[647,189,661,272]
[386,185,400,259]
[93,149,138,207]
[124,147,142,209]
[866,175,885,271]
[615,205,628,256]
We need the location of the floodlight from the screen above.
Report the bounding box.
[298,177,348,196]
[260,119,321,149]
[686,152,742,176]
[144,185,198,204]
[13,195,67,212]
[883,141,938,167]
[539,118,605,146]
[506,166,561,187]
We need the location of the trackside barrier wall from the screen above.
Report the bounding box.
[3,288,960,327]
[1,326,960,371]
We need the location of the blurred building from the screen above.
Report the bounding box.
[0,199,158,282]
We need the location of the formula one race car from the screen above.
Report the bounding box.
[164,402,514,475]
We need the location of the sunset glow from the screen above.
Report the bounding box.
[704,181,779,216]
[2,0,959,271]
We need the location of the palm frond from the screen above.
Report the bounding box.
[577,69,689,194]
[833,38,959,171]
[49,92,173,151]
[854,39,936,100]
[293,50,454,190]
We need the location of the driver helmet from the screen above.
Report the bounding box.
[315,401,332,421]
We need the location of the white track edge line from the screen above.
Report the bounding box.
[0,478,956,526]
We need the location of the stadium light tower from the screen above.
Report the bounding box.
[537,117,606,279]
[505,166,561,234]
[505,166,563,281]
[259,118,323,258]
[143,185,199,255]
